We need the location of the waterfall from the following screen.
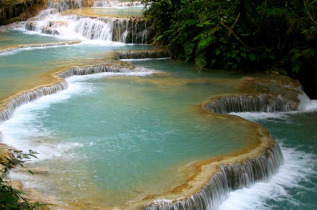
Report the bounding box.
[0,81,68,123]
[0,64,137,124]
[57,64,132,78]
[116,50,170,60]
[147,142,284,210]
[204,94,299,114]
[0,41,80,54]
[297,93,315,111]
[36,8,59,19]
[25,21,38,31]
[25,21,61,35]
[47,0,84,12]
[142,21,148,44]
[93,0,144,8]
[41,25,60,35]
[23,0,153,43]
[74,17,114,40]
[24,15,152,44]
[93,0,114,7]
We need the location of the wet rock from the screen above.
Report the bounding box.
[147,143,283,210]
[0,0,45,25]
[46,0,84,12]
[0,143,14,168]
[116,49,170,60]
[203,74,304,113]
[25,21,37,30]
[41,26,59,35]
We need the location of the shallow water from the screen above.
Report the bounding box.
[1,4,316,209]
[1,59,255,207]
[68,7,143,17]
[0,41,155,100]
[0,30,66,48]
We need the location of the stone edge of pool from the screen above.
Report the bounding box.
[0,40,81,54]
[0,49,305,209]
[139,74,304,209]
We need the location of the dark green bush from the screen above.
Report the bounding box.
[143,0,316,73]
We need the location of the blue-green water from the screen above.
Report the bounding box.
[1,59,254,207]
[0,8,316,208]
[219,110,317,210]
[0,41,155,100]
[75,7,144,17]
[0,30,66,48]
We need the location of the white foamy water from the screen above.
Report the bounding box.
[79,39,125,46]
[221,94,317,210]
[218,145,317,210]
[0,81,90,161]
[16,10,109,41]
[19,6,149,44]
[231,94,317,120]
[120,57,171,62]
[0,70,154,161]
[92,0,145,8]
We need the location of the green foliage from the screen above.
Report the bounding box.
[143,0,317,73]
[0,150,42,209]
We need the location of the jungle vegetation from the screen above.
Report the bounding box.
[142,0,317,75]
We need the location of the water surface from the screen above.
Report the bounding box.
[0,30,66,48]
[219,109,317,210]
[64,7,143,18]
[0,42,155,100]
[2,59,254,207]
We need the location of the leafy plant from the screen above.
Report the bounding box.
[143,0,317,73]
[0,149,43,209]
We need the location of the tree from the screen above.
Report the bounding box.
[143,0,316,73]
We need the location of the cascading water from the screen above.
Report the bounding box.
[47,0,84,12]
[0,41,80,54]
[116,49,170,60]
[0,64,140,124]
[4,1,313,209]
[93,0,114,7]
[204,94,299,114]
[72,17,150,43]
[93,0,144,8]
[24,9,152,43]
[147,143,284,210]
[0,81,68,123]
[74,17,114,40]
